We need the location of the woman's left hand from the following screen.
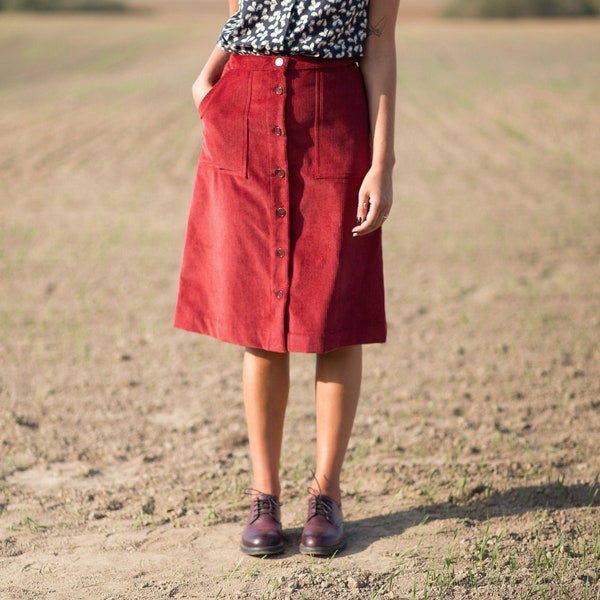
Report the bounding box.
[352,166,393,237]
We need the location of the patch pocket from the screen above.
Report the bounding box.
[199,69,251,178]
[314,67,372,180]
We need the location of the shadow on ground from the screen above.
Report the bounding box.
[275,482,599,558]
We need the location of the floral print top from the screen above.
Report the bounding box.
[218,0,370,58]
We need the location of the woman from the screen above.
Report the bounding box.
[175,0,399,557]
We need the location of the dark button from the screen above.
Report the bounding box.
[276,207,287,218]
[274,85,284,95]
[274,167,285,178]
[275,289,284,299]
[276,248,285,258]
[272,126,283,136]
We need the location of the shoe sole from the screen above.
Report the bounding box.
[240,542,284,556]
[299,538,346,557]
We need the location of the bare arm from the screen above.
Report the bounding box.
[191,1,239,109]
[352,0,400,237]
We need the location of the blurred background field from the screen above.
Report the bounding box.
[1,0,599,17]
[1,2,599,599]
[0,0,126,11]
[444,0,599,18]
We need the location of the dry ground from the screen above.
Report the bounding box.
[1,4,599,599]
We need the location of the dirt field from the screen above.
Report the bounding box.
[1,4,599,599]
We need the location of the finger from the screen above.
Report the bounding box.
[354,187,378,231]
[353,204,372,234]
[365,196,386,228]
[353,203,390,237]
[369,195,392,228]
[355,194,370,227]
[353,205,380,236]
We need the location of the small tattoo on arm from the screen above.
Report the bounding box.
[367,16,386,37]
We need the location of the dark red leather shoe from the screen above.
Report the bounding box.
[299,494,346,556]
[240,494,284,556]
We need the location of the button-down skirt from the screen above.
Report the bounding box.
[174,54,386,353]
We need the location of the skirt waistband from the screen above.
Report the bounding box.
[226,53,358,71]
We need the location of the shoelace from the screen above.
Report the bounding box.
[243,489,281,523]
[254,495,280,518]
[310,494,334,522]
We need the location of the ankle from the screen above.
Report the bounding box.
[309,485,341,506]
[250,482,281,499]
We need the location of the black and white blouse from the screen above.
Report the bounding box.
[218,0,370,59]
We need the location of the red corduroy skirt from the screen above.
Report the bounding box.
[174,53,386,353]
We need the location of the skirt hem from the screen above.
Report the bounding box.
[173,314,386,355]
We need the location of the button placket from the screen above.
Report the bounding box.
[268,62,290,310]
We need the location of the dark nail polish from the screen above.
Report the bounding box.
[356,216,362,225]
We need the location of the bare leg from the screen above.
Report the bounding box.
[243,348,290,498]
[311,345,362,505]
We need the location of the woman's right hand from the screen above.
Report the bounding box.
[192,76,214,111]
[191,45,232,110]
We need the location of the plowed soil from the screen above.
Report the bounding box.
[1,4,599,599]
